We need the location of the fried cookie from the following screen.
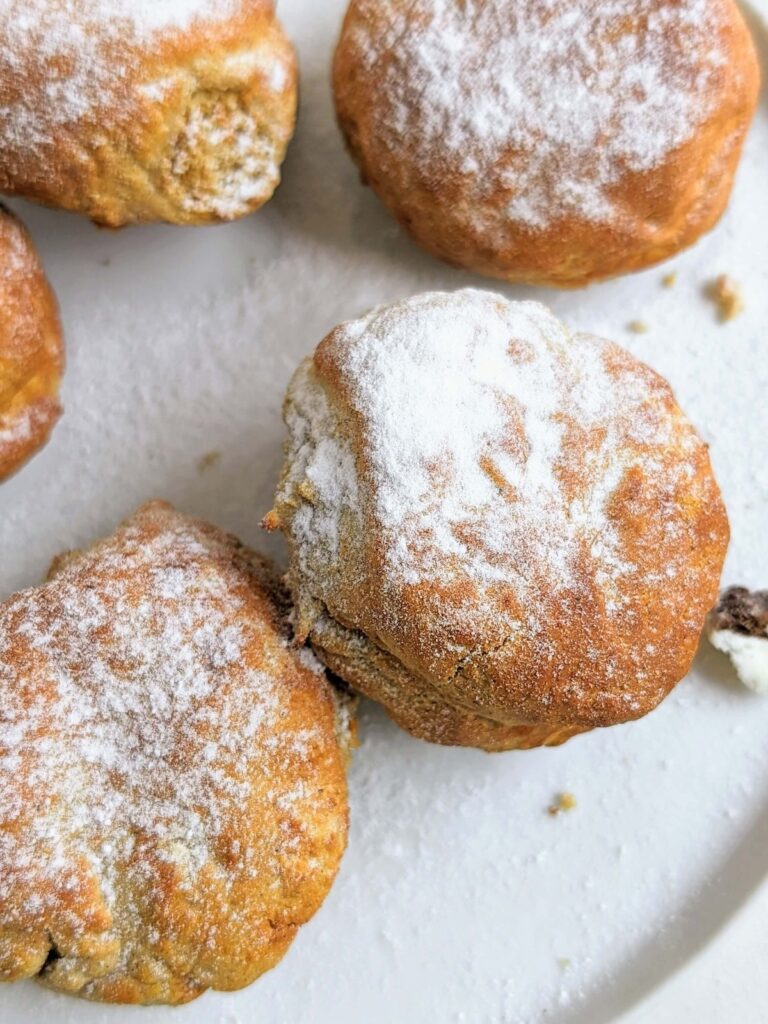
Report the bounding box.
[0,502,353,1004]
[0,1,297,226]
[268,290,729,750]
[333,0,760,286]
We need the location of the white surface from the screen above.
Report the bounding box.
[1,2,767,1022]
[621,870,768,1024]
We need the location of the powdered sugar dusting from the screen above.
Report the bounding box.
[0,504,348,982]
[4,0,237,44]
[283,360,361,574]
[349,0,730,228]
[0,0,764,1012]
[0,0,240,147]
[0,212,33,280]
[0,0,293,225]
[282,290,705,639]
[84,0,238,35]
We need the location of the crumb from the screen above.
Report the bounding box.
[262,509,281,532]
[558,957,572,971]
[626,320,649,334]
[100,257,111,267]
[298,478,318,504]
[197,450,221,473]
[548,792,577,816]
[705,275,744,322]
[661,272,677,288]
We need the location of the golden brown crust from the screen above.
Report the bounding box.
[0,206,63,481]
[332,0,761,288]
[308,611,585,752]
[0,501,352,1004]
[0,1,298,226]
[269,290,730,751]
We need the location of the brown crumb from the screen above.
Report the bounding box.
[706,275,744,322]
[298,478,318,504]
[197,450,221,473]
[626,320,649,334]
[661,272,677,288]
[548,792,577,816]
[262,509,281,532]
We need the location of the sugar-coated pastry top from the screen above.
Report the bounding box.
[274,290,729,731]
[333,0,760,286]
[0,207,63,482]
[0,0,297,225]
[343,0,734,228]
[0,0,247,143]
[0,502,352,1004]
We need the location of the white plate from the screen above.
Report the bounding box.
[1,3,767,1022]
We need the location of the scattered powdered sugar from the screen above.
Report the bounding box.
[0,0,239,138]
[350,0,730,228]
[0,0,764,1012]
[82,0,238,35]
[284,289,702,636]
[0,1,222,151]
[283,359,361,571]
[2,0,238,44]
[0,211,33,280]
[0,504,344,969]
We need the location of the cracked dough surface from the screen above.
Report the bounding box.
[269,290,729,751]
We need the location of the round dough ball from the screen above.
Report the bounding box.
[0,1,298,226]
[0,206,63,482]
[333,0,760,287]
[268,290,729,751]
[0,502,354,1004]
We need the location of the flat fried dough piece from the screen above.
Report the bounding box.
[0,501,353,1004]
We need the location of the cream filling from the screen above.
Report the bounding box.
[710,630,768,694]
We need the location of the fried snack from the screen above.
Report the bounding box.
[333,0,760,287]
[0,206,63,482]
[0,502,353,1004]
[0,1,297,226]
[267,290,729,751]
